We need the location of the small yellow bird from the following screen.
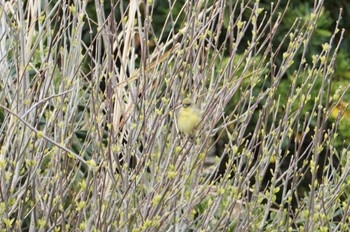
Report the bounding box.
[177,98,202,134]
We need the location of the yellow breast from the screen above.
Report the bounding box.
[177,107,201,134]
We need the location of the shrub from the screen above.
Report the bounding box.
[0,0,349,231]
